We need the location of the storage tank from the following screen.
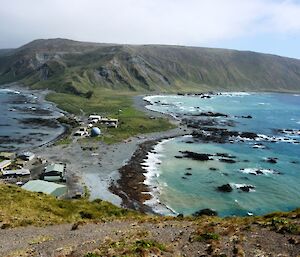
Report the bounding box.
[91,127,101,137]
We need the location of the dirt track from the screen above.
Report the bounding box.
[1,220,299,257]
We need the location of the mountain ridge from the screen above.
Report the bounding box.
[1,38,300,94]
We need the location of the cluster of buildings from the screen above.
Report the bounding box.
[0,151,33,178]
[0,151,68,198]
[73,114,119,138]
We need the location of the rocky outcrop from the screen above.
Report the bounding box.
[192,208,218,217]
[217,184,233,192]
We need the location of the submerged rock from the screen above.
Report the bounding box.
[192,208,218,217]
[239,185,255,192]
[219,158,236,164]
[180,151,212,161]
[265,157,278,164]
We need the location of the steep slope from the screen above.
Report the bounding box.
[0,38,300,94]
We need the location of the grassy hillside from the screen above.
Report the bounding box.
[0,183,140,228]
[1,38,300,94]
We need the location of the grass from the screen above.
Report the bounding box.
[47,89,175,144]
[0,183,141,228]
[54,138,72,146]
[195,232,220,241]
[85,237,169,256]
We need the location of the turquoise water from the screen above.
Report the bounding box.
[144,93,300,216]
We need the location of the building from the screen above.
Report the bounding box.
[100,118,119,128]
[22,180,67,197]
[88,115,101,122]
[0,160,12,171]
[79,127,87,132]
[18,152,35,161]
[42,163,65,182]
[74,130,86,137]
[2,169,30,176]
[0,152,16,160]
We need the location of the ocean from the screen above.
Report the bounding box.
[0,88,65,152]
[143,93,300,217]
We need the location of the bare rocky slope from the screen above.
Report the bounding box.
[1,38,300,93]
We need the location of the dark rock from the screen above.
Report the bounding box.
[174,156,183,159]
[236,115,252,119]
[192,111,228,117]
[186,167,192,170]
[192,208,218,217]
[239,185,255,192]
[181,176,187,179]
[209,167,218,171]
[288,237,299,245]
[266,157,277,164]
[177,213,184,218]
[180,151,212,161]
[185,172,192,176]
[240,132,258,139]
[216,153,236,158]
[219,158,236,164]
[217,184,233,192]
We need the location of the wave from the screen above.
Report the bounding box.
[239,168,279,176]
[231,183,256,192]
[142,138,178,215]
[220,92,251,97]
[0,88,21,94]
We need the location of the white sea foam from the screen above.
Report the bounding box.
[143,95,181,104]
[221,92,251,97]
[0,88,21,94]
[231,183,256,192]
[142,138,178,216]
[239,168,279,176]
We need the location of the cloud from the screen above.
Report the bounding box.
[0,0,300,48]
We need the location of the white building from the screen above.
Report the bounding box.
[0,160,12,171]
[88,115,101,122]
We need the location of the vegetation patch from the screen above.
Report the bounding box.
[85,239,169,257]
[0,184,141,228]
[195,232,220,241]
[47,89,174,144]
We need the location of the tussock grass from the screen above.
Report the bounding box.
[0,184,141,228]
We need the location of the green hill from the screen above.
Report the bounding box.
[1,38,300,94]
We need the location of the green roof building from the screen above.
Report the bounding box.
[22,180,67,197]
[43,163,65,182]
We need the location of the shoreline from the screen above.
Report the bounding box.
[0,83,188,208]
[0,83,67,152]
[109,129,190,213]
[1,84,299,216]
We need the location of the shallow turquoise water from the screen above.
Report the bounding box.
[144,93,300,216]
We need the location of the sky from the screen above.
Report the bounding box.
[1,0,300,59]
